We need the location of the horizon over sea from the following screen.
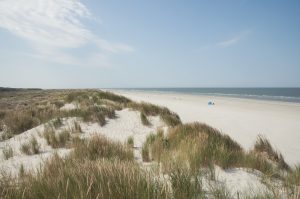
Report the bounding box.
[113,88,300,103]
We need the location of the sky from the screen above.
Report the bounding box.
[0,0,300,88]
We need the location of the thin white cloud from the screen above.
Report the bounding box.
[0,0,133,66]
[217,30,251,47]
[95,38,135,53]
[195,30,252,52]
[217,37,241,47]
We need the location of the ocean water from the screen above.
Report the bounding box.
[119,88,300,103]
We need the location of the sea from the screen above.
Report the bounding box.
[116,88,300,103]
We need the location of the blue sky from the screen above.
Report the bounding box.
[0,0,299,88]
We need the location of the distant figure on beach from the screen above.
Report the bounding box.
[208,101,215,105]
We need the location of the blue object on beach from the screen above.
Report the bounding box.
[208,101,215,105]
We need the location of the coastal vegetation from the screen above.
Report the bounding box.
[0,89,299,198]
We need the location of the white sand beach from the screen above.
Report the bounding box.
[111,90,300,165]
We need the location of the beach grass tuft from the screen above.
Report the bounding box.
[254,135,290,170]
[140,111,151,126]
[1,157,169,199]
[144,123,280,175]
[127,136,134,148]
[43,126,70,148]
[2,145,13,160]
[129,102,182,126]
[20,136,40,155]
[52,117,63,129]
[71,135,134,161]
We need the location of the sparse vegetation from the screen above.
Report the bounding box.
[57,130,71,147]
[52,117,62,129]
[71,135,134,161]
[20,142,31,155]
[97,91,132,104]
[19,164,25,177]
[144,123,279,175]
[1,89,300,199]
[285,165,300,186]
[141,133,157,162]
[141,111,151,126]
[0,111,6,120]
[130,102,181,127]
[3,111,39,135]
[2,145,13,160]
[254,135,290,170]
[20,136,40,155]
[208,183,232,199]
[43,126,70,148]
[72,121,82,133]
[142,143,150,162]
[127,136,134,147]
[0,131,13,141]
[0,90,181,141]
[169,165,204,199]
[51,100,64,109]
[0,156,169,199]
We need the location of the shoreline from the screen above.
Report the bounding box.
[109,89,300,106]
[107,88,300,104]
[110,89,300,165]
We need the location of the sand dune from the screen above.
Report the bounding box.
[0,109,164,176]
[112,90,300,165]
